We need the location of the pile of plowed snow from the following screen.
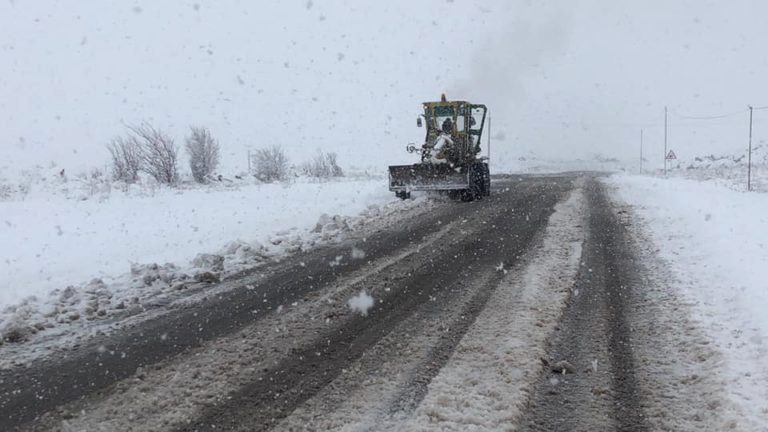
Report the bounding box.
[0,176,430,350]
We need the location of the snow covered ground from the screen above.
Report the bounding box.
[662,143,768,192]
[500,153,636,175]
[607,174,768,430]
[0,174,426,350]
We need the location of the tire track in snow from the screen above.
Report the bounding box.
[18,177,569,431]
[604,179,751,431]
[0,189,460,429]
[176,178,574,431]
[21,196,480,432]
[519,178,647,432]
[395,179,587,431]
[272,179,586,431]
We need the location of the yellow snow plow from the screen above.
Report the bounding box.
[388,95,490,201]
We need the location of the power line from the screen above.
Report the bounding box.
[669,108,748,120]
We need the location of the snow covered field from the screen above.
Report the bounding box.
[0,175,424,348]
[662,144,768,192]
[608,174,768,429]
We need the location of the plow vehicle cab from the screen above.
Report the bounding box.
[388,95,490,201]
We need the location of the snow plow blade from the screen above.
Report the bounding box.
[388,164,470,192]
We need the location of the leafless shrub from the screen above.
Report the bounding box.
[107,136,141,183]
[85,168,110,197]
[185,127,220,183]
[252,145,289,182]
[0,181,13,201]
[129,124,179,185]
[302,151,344,178]
[72,168,111,199]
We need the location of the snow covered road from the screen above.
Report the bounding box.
[2,173,762,431]
[1,175,585,431]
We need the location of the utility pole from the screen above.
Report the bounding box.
[640,129,644,174]
[748,105,753,191]
[664,105,667,177]
[487,115,491,171]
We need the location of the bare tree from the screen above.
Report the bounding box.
[106,135,142,183]
[302,151,344,178]
[253,145,289,182]
[185,127,220,183]
[128,124,179,185]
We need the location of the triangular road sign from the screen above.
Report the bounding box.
[666,150,677,160]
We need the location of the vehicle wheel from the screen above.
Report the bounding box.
[460,181,480,202]
[395,191,411,200]
[465,164,483,201]
[481,163,491,196]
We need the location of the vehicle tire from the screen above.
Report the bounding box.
[481,163,491,196]
[461,177,481,203]
[395,191,411,200]
[465,164,483,202]
[471,162,490,197]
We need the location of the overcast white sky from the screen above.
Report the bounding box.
[2,0,768,175]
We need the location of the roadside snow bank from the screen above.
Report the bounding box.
[0,178,389,306]
[0,178,422,347]
[607,174,768,430]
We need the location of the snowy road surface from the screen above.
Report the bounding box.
[0,174,762,431]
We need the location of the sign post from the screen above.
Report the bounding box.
[640,129,643,174]
[664,106,668,176]
[748,106,753,191]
